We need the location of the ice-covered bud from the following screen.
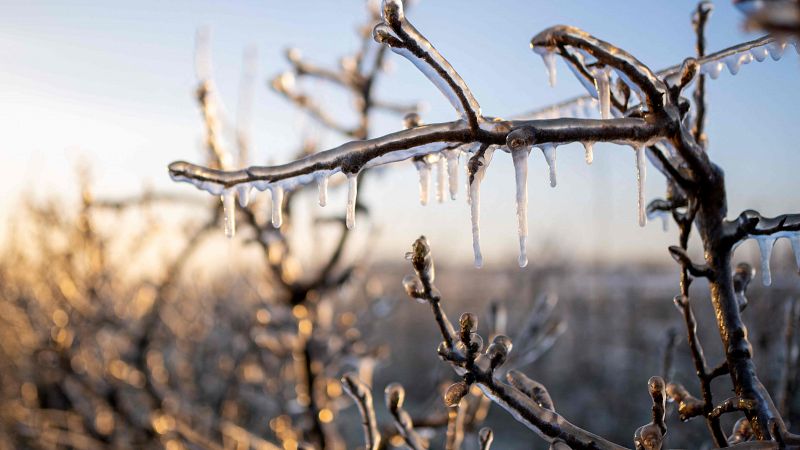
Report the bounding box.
[286,47,302,63]
[648,376,666,407]
[408,235,435,283]
[381,0,405,24]
[506,370,553,410]
[437,341,449,358]
[444,381,469,407]
[402,275,425,301]
[478,427,494,449]
[385,383,405,411]
[733,262,755,293]
[733,262,755,311]
[677,57,699,90]
[506,127,536,151]
[492,335,513,354]
[372,23,396,45]
[272,72,295,93]
[459,312,478,340]
[340,55,357,73]
[341,372,370,399]
[468,333,484,354]
[665,382,703,422]
[635,376,666,450]
[728,417,753,445]
[403,112,421,129]
[486,342,508,370]
[634,423,663,450]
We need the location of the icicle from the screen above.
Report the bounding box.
[539,144,557,187]
[634,145,647,227]
[468,147,495,268]
[511,147,531,268]
[270,186,284,228]
[756,236,776,286]
[790,234,800,273]
[534,48,557,87]
[751,46,769,62]
[414,159,431,205]
[583,142,594,165]
[445,149,460,200]
[768,41,786,61]
[701,61,724,79]
[592,67,611,119]
[436,155,446,203]
[346,173,358,230]
[317,175,328,207]
[221,189,236,238]
[236,183,252,208]
[723,52,753,75]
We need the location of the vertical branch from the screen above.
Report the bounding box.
[691,1,713,147]
[445,402,465,450]
[342,374,381,450]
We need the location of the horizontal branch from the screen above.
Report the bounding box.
[169,116,666,190]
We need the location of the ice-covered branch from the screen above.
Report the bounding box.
[342,373,382,450]
[478,427,494,450]
[385,383,427,450]
[402,237,630,450]
[373,0,482,130]
[728,210,800,285]
[531,25,669,111]
[633,377,666,450]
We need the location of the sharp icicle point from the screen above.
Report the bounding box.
[346,173,358,230]
[511,147,531,268]
[540,144,557,188]
[583,142,594,165]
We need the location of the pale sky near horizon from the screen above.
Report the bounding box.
[2,1,799,269]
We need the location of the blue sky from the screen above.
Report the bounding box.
[2,1,799,267]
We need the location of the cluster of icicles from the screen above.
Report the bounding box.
[170,169,355,237]
[172,17,797,270]
[735,230,800,287]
